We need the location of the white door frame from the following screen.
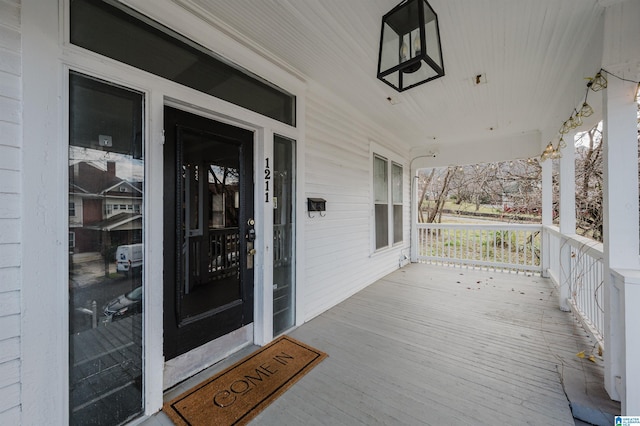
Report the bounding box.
[22,0,306,421]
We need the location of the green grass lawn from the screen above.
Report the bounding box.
[419,201,541,223]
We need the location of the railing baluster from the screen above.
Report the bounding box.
[416,223,554,275]
[524,231,528,267]
[465,228,470,264]
[492,229,496,268]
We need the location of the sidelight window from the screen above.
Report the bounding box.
[68,71,144,426]
[273,135,296,336]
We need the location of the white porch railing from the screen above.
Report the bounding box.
[415,222,605,348]
[416,223,542,273]
[545,226,604,346]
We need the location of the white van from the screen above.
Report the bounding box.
[115,243,143,276]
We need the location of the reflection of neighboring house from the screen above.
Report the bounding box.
[69,160,143,253]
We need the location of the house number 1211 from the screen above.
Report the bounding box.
[264,158,271,203]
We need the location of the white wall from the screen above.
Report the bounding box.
[0,0,22,424]
[302,84,411,320]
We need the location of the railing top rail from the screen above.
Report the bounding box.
[543,225,603,259]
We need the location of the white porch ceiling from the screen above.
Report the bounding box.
[177,0,606,154]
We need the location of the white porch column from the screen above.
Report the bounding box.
[558,133,576,312]
[602,75,640,410]
[410,172,418,263]
[541,158,553,277]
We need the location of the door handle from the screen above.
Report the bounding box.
[246,218,256,242]
[248,248,256,256]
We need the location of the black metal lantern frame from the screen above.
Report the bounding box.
[377,0,444,92]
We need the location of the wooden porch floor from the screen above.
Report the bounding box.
[146,263,604,425]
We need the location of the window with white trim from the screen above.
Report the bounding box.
[373,154,403,250]
[392,162,403,244]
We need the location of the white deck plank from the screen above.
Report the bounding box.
[256,264,581,425]
[147,263,597,425]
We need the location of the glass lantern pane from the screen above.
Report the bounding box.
[382,73,399,88]
[379,22,400,73]
[411,29,422,58]
[424,16,442,69]
[402,61,438,88]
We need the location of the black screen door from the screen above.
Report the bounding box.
[163,106,254,360]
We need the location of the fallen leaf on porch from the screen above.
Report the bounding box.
[576,351,586,359]
[588,355,596,363]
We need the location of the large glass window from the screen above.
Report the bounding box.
[70,0,295,126]
[273,135,296,335]
[68,72,144,425]
[373,154,403,250]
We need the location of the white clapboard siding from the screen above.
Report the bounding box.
[303,85,410,320]
[0,0,22,424]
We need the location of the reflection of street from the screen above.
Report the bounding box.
[70,314,143,425]
[68,79,145,424]
[69,253,142,334]
[69,254,144,425]
[70,252,115,288]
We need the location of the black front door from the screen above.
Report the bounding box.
[164,106,255,360]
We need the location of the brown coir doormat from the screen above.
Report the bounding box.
[163,335,327,426]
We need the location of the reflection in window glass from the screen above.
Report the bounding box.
[180,131,242,320]
[68,72,144,425]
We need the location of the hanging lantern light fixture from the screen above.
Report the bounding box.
[589,72,608,91]
[572,110,583,128]
[579,101,594,118]
[559,120,572,134]
[540,142,555,161]
[377,0,444,92]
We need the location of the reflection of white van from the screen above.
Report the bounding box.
[115,244,143,276]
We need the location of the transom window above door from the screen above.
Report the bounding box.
[69,0,296,126]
